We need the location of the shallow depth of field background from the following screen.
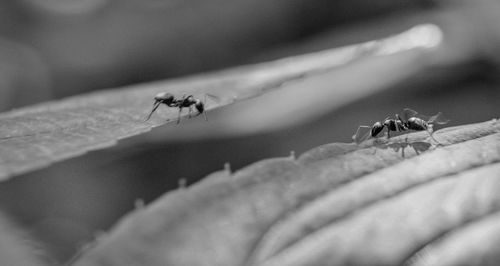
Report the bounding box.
[0,0,499,263]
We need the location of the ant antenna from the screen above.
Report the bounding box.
[426,124,443,145]
[145,101,161,121]
[353,125,371,144]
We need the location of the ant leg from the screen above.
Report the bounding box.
[427,125,443,146]
[202,95,208,121]
[188,106,192,118]
[386,128,391,139]
[428,130,442,146]
[177,107,183,124]
[352,125,371,144]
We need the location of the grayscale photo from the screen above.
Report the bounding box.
[0,0,499,265]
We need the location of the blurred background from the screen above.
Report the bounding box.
[0,0,499,264]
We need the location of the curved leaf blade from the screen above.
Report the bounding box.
[70,119,500,266]
[0,24,441,180]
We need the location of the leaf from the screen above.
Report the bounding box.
[0,24,442,180]
[0,211,45,266]
[70,119,500,266]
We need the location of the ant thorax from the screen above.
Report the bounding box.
[383,119,397,131]
[177,96,194,107]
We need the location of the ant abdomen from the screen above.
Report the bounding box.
[406,117,427,131]
[195,100,204,114]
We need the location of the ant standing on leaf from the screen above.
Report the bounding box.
[352,108,449,144]
[145,92,210,124]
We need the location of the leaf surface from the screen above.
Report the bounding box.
[0,24,440,180]
[71,119,500,266]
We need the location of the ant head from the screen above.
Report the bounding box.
[372,121,384,130]
[154,92,175,103]
[371,121,384,137]
[194,99,204,114]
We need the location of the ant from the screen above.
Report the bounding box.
[353,108,449,144]
[145,92,208,124]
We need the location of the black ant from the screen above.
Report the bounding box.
[145,92,208,124]
[353,108,449,144]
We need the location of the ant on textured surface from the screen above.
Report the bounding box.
[145,92,208,124]
[353,108,449,144]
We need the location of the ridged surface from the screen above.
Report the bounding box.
[72,119,500,266]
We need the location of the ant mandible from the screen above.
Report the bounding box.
[353,108,449,144]
[145,92,207,124]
